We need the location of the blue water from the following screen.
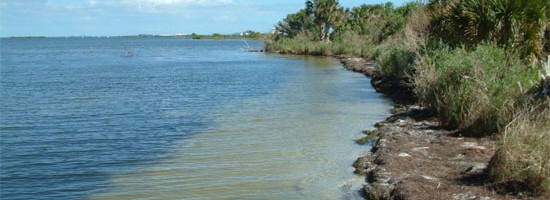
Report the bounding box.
[0,37,391,199]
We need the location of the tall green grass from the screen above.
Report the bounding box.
[415,45,539,134]
[264,31,375,57]
[374,42,416,79]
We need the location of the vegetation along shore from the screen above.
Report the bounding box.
[265,0,550,199]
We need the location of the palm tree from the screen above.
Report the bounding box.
[428,0,548,62]
[305,0,314,16]
[313,0,343,42]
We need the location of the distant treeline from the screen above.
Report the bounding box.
[189,31,263,40]
[8,36,47,39]
[4,31,265,40]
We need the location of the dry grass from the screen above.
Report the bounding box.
[488,102,550,195]
[403,6,430,47]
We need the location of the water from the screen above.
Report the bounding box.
[0,37,392,199]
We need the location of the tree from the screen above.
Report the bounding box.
[274,9,317,39]
[313,0,343,42]
[335,4,384,36]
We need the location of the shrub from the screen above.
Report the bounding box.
[403,6,430,46]
[375,42,416,79]
[332,30,372,56]
[372,5,428,80]
[415,45,538,134]
[378,12,405,42]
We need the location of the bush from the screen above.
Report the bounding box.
[371,5,428,80]
[378,13,405,42]
[332,30,373,57]
[375,43,416,78]
[488,104,550,195]
[415,45,538,134]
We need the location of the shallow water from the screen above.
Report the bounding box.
[0,38,391,199]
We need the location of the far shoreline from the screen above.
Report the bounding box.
[2,32,264,40]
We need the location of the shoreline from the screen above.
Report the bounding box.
[339,57,549,200]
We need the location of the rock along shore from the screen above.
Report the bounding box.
[339,56,548,200]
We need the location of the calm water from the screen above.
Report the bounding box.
[0,38,391,199]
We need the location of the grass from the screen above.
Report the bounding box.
[264,31,375,57]
[374,42,416,79]
[264,32,331,55]
[415,45,539,134]
[488,104,550,195]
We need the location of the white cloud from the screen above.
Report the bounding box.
[123,0,232,6]
[118,0,233,13]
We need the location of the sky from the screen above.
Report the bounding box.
[0,0,411,37]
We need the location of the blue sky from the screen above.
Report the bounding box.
[0,0,411,37]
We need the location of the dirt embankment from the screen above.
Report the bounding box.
[340,57,549,200]
[339,56,415,105]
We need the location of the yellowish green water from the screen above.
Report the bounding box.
[90,56,391,200]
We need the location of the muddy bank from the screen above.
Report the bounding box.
[339,56,415,105]
[340,57,549,200]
